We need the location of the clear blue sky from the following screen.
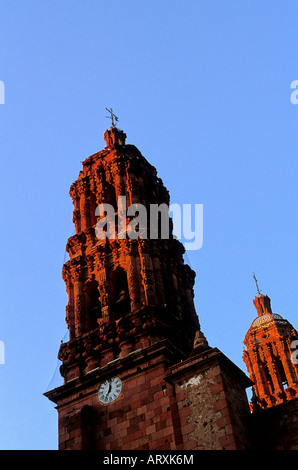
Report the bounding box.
[0,1,297,450]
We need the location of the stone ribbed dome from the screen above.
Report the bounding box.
[250,313,285,329]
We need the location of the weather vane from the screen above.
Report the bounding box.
[105,107,119,127]
[253,272,261,295]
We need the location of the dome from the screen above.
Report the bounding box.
[250,313,285,329]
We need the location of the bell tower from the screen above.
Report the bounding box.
[60,125,200,368]
[45,125,205,449]
[45,124,253,450]
[243,293,298,411]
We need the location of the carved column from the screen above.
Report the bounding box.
[70,185,81,233]
[138,240,157,306]
[94,251,110,322]
[126,172,140,206]
[125,239,142,312]
[71,261,86,337]
[62,265,75,340]
[78,178,91,232]
[111,160,126,202]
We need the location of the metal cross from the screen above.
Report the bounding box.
[253,272,261,294]
[105,107,119,127]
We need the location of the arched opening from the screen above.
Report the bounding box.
[85,282,102,330]
[261,362,274,395]
[275,355,288,390]
[110,267,131,319]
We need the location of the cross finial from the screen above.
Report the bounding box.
[105,107,119,127]
[253,272,261,295]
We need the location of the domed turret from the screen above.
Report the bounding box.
[243,293,298,410]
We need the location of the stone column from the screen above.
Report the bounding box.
[138,240,157,306]
[78,179,91,232]
[71,262,86,337]
[125,239,142,311]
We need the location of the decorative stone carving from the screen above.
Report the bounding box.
[243,293,298,410]
[58,126,200,382]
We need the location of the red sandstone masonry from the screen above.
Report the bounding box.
[47,126,298,451]
[164,347,252,450]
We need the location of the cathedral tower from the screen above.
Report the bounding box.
[60,125,200,372]
[45,125,252,450]
[243,293,298,411]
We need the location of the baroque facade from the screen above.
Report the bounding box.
[45,125,298,450]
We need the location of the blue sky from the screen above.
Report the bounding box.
[0,1,297,449]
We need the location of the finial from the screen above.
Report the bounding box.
[253,272,261,295]
[105,107,119,127]
[252,274,272,316]
[188,329,210,357]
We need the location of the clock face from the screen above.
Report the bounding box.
[98,376,122,404]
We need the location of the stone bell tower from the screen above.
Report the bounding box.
[243,293,298,411]
[59,125,200,367]
[45,125,252,450]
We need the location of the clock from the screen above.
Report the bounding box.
[98,376,122,404]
